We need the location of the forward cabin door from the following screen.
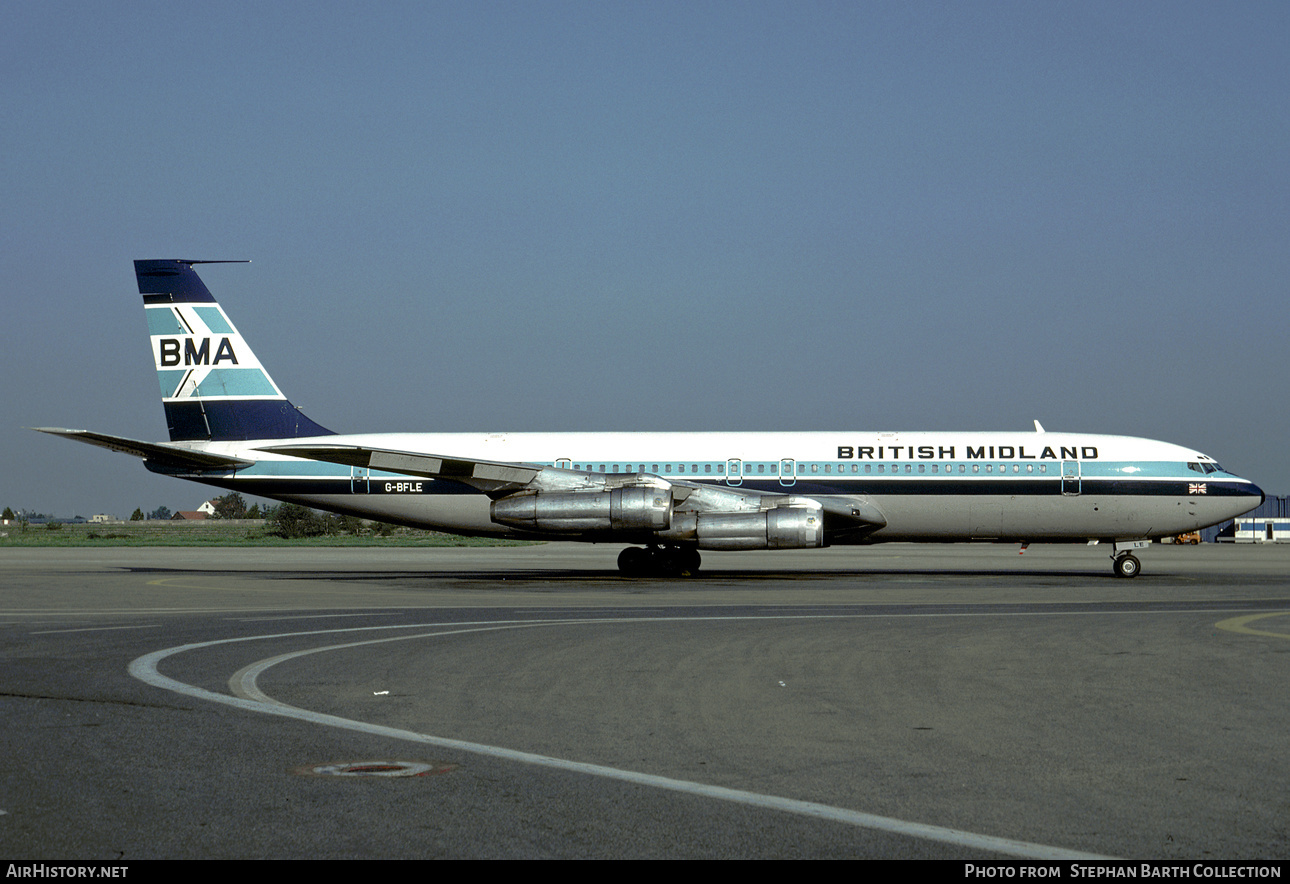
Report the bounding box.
[1061,461,1081,496]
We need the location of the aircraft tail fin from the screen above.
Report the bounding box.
[136,259,335,442]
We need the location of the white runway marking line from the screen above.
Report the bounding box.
[31,624,160,634]
[130,614,1114,861]
[231,612,403,622]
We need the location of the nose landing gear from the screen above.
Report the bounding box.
[1113,553,1141,578]
[1110,540,1150,578]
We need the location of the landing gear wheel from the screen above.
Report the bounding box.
[669,547,701,577]
[1113,554,1141,578]
[617,546,701,577]
[618,546,646,575]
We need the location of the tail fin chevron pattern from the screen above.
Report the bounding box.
[136,260,334,442]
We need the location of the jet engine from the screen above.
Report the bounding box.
[661,504,824,550]
[490,487,673,533]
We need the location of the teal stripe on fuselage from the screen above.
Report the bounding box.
[236,461,410,479]
[230,458,1234,485]
[1077,461,1216,479]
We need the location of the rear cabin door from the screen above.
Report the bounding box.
[351,466,370,494]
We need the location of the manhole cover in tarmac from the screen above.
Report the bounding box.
[296,760,457,778]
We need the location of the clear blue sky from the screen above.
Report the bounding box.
[4,0,1287,518]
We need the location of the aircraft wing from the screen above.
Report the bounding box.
[262,442,887,534]
[259,444,545,496]
[33,428,254,471]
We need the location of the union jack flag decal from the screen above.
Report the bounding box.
[1189,483,1208,494]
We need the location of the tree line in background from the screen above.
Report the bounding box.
[126,495,263,521]
[157,493,398,538]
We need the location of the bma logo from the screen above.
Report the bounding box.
[158,337,239,367]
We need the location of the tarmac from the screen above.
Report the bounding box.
[2,542,1288,859]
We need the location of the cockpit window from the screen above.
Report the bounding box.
[1187,462,1204,473]
[1204,462,1222,474]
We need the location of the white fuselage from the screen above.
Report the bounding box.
[172,429,1262,543]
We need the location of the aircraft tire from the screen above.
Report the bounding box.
[1113,554,1141,578]
[617,546,700,577]
[618,547,647,575]
[677,547,701,576]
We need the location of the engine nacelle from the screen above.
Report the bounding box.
[662,506,824,550]
[491,487,673,533]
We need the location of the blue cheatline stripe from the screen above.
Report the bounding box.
[192,306,234,334]
[575,460,1230,482]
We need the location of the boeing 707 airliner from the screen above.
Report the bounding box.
[37,260,1265,577]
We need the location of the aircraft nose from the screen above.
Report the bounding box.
[1235,479,1265,513]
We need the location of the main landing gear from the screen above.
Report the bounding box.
[618,545,701,577]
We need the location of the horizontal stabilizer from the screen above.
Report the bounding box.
[32,428,254,471]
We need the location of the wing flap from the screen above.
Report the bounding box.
[263,444,543,495]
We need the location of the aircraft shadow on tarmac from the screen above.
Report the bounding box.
[122,565,1144,583]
